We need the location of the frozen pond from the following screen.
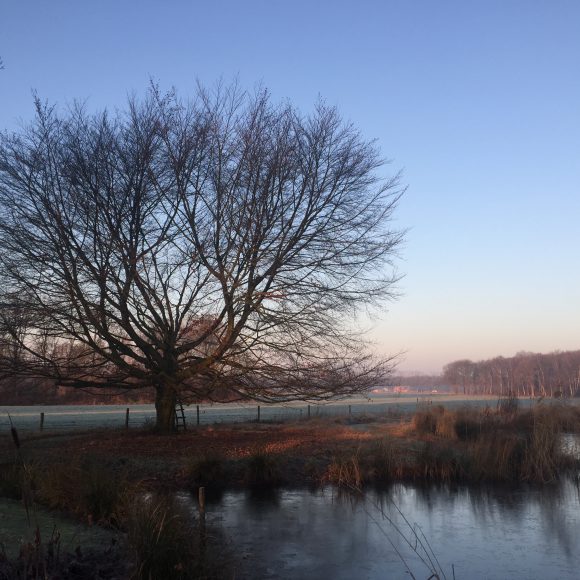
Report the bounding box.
[188,480,580,579]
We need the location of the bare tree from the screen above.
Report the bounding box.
[0,83,404,431]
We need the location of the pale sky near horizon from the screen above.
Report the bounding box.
[1,1,579,374]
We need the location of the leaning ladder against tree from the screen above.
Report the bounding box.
[174,399,187,432]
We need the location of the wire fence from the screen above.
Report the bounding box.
[1,395,508,433]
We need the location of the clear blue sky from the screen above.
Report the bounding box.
[1,0,579,373]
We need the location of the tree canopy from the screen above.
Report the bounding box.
[0,83,403,431]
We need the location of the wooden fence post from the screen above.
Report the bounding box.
[40,412,45,432]
[257,405,261,422]
[125,407,130,429]
[197,404,200,426]
[198,486,206,517]
[348,405,352,417]
[308,404,311,419]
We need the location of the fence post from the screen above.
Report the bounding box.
[348,405,352,417]
[257,405,261,422]
[308,404,311,419]
[197,404,200,426]
[125,407,130,429]
[40,412,45,432]
[198,486,206,517]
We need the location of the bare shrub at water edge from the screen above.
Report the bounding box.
[186,453,225,489]
[303,457,324,482]
[244,449,283,487]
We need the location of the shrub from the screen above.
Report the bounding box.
[244,450,282,487]
[186,453,225,488]
[127,494,198,580]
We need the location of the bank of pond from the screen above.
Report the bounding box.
[1,402,580,578]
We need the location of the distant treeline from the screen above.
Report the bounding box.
[0,377,155,406]
[0,376,240,406]
[443,350,580,398]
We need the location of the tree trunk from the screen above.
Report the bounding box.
[155,383,177,433]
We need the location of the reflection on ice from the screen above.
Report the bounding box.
[183,480,580,579]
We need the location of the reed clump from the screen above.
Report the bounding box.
[324,455,364,489]
[407,404,578,483]
[521,410,564,483]
[413,442,467,482]
[413,405,444,435]
[512,404,580,434]
[434,410,457,439]
[244,449,283,487]
[33,459,129,525]
[365,438,404,483]
[126,494,198,580]
[469,432,527,481]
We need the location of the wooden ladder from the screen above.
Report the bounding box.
[174,399,187,432]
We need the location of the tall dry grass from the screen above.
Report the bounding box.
[243,449,283,487]
[126,494,198,580]
[33,459,130,525]
[409,403,579,483]
[367,438,403,483]
[324,454,364,489]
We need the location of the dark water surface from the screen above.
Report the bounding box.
[184,481,580,580]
